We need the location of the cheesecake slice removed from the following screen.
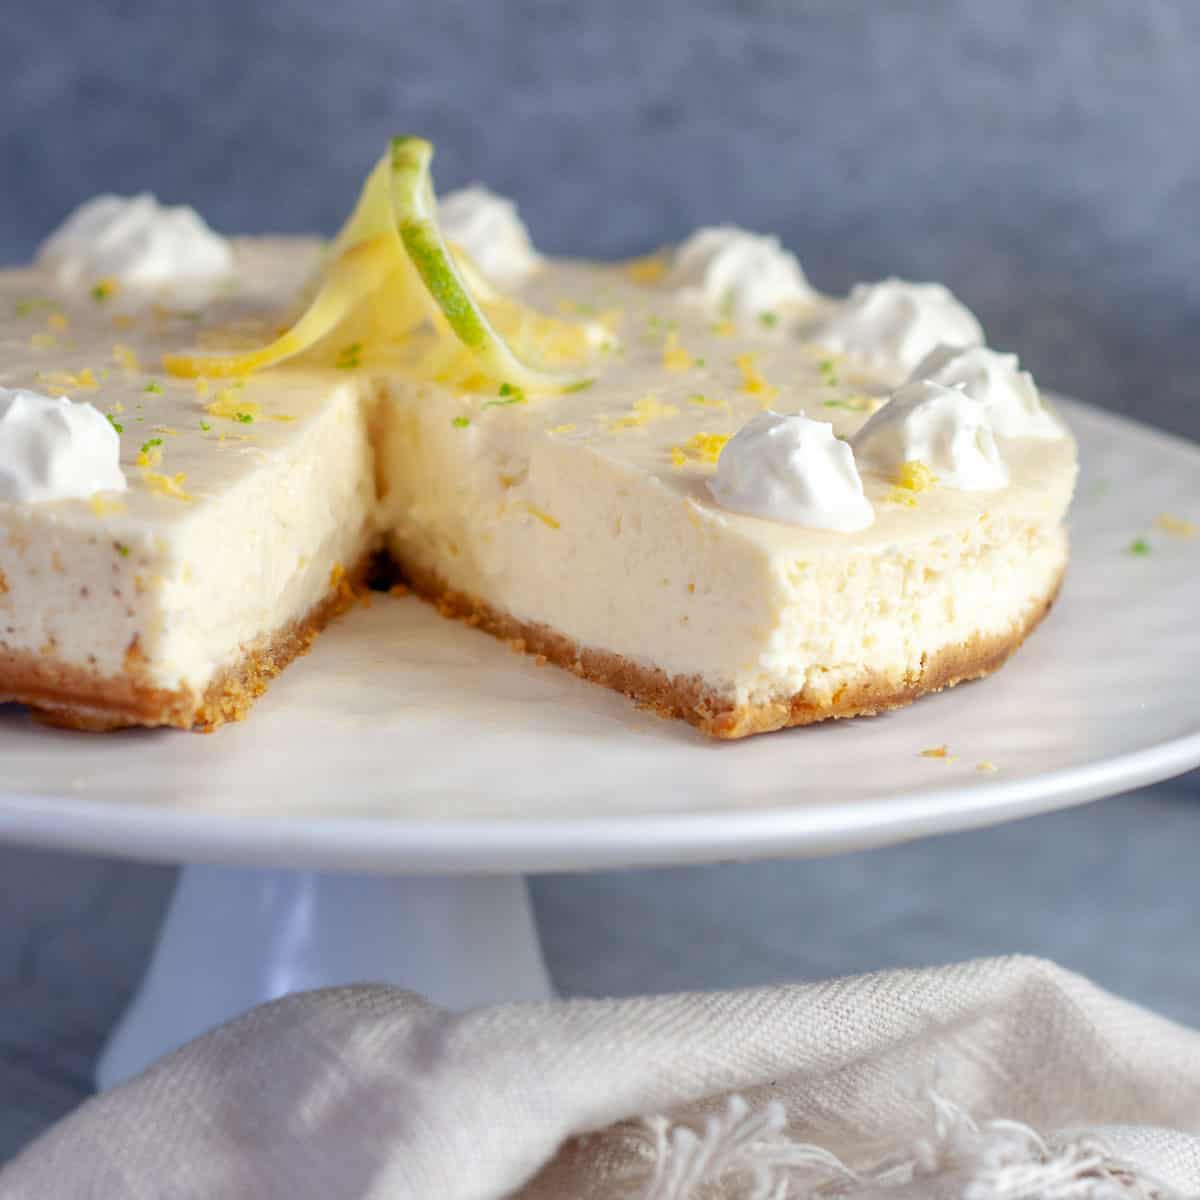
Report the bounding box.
[0,139,1076,736]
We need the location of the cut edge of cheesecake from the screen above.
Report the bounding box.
[1,552,373,733]
[399,556,1067,741]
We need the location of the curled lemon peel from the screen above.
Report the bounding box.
[164,137,595,393]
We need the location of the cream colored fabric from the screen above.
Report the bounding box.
[3,956,1199,1199]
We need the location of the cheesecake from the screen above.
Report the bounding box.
[0,140,1077,737]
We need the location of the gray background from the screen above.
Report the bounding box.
[3,0,1200,1166]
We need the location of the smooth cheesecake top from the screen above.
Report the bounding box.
[0,236,1076,553]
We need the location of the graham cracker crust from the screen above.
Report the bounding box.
[0,555,371,733]
[398,559,1066,740]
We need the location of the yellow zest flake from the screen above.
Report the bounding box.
[687,393,727,410]
[91,277,119,303]
[29,332,56,351]
[550,423,577,434]
[1155,512,1196,538]
[113,343,141,372]
[686,432,729,464]
[47,312,69,333]
[270,413,297,422]
[734,352,778,399]
[622,252,668,284]
[887,460,938,506]
[608,394,680,431]
[670,446,688,468]
[976,761,999,773]
[89,495,126,516]
[205,389,262,423]
[194,378,210,397]
[894,461,938,492]
[140,467,192,501]
[712,318,736,338]
[34,368,98,395]
[920,745,954,760]
[523,503,560,529]
[662,331,694,371]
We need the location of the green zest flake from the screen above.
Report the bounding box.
[335,342,363,369]
[144,381,163,395]
[1129,537,1151,557]
[694,357,706,367]
[759,311,778,328]
[106,414,124,434]
[234,412,254,423]
[819,358,839,387]
[451,415,470,428]
[140,437,163,455]
[200,420,212,431]
[91,281,114,303]
[115,542,130,558]
[482,381,527,409]
[561,379,594,393]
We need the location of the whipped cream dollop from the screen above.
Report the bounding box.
[666,226,814,322]
[709,411,874,531]
[812,279,984,374]
[38,194,235,309]
[439,185,541,283]
[909,344,1064,440]
[0,388,127,504]
[852,379,1009,491]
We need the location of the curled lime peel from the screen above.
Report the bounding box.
[165,136,592,393]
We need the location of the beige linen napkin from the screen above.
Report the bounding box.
[3,955,1199,1199]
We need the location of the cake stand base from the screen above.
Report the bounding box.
[94,864,554,1091]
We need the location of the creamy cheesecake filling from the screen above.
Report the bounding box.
[0,202,1077,733]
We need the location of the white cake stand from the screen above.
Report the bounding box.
[1,400,1198,1090]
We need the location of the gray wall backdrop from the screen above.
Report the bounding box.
[5,0,1200,438]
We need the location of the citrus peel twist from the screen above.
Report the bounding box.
[163,137,595,393]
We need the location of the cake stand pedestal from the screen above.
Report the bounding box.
[95,866,553,1090]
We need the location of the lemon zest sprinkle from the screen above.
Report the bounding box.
[608,395,680,431]
[551,423,576,434]
[47,312,69,333]
[523,503,560,529]
[113,343,141,372]
[1155,512,1196,538]
[623,252,668,284]
[205,391,262,422]
[734,352,778,398]
[89,495,126,516]
[662,331,694,372]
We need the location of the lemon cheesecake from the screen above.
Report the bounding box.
[0,139,1077,737]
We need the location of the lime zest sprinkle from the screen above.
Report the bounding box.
[139,437,163,457]
[818,358,839,387]
[115,542,130,558]
[561,379,594,393]
[106,414,124,434]
[483,381,527,409]
[234,412,254,424]
[144,381,163,395]
[200,420,212,432]
[759,311,779,328]
[336,342,364,369]
[91,278,118,303]
[1129,537,1151,557]
[451,415,470,428]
